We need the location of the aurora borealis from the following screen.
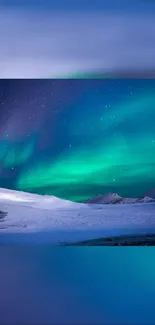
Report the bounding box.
[0,79,155,202]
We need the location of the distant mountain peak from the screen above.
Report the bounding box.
[144,189,155,199]
[85,191,155,205]
[85,192,122,204]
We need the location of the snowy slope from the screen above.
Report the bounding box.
[0,187,82,209]
[0,187,155,244]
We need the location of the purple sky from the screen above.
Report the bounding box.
[0,2,155,77]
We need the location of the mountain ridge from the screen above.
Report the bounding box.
[84,190,155,205]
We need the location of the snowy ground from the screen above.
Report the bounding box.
[0,188,155,244]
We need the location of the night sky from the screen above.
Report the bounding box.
[0,79,155,202]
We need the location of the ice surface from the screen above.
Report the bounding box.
[0,188,155,244]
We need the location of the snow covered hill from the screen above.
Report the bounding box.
[0,187,81,209]
[0,187,155,244]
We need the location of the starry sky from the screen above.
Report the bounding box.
[0,79,155,202]
[0,0,155,77]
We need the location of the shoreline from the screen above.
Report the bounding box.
[64,234,155,246]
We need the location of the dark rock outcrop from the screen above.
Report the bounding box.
[0,210,7,221]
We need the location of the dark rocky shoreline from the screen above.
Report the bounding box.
[64,234,155,246]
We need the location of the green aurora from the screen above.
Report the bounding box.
[0,79,155,201]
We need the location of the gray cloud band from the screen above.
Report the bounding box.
[0,10,155,77]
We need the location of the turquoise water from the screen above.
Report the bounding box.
[0,247,155,324]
